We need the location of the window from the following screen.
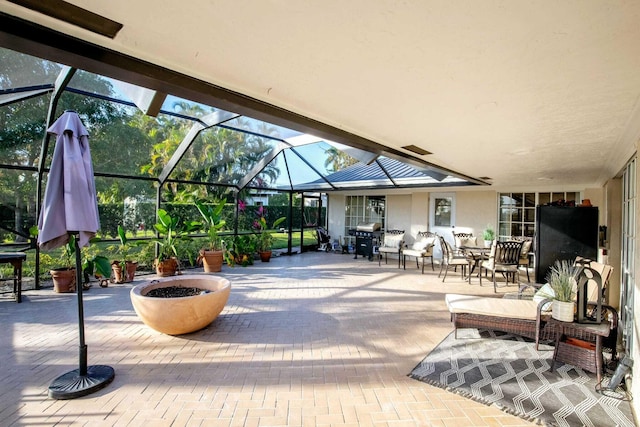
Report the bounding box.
[498,191,580,240]
[429,193,455,229]
[344,195,385,243]
[434,197,453,227]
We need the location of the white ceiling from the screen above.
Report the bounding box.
[2,0,640,189]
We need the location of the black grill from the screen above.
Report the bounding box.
[349,223,382,261]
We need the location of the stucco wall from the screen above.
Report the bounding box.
[453,191,497,238]
[407,193,429,240]
[327,195,345,244]
[385,194,412,233]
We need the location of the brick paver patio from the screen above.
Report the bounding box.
[0,251,535,426]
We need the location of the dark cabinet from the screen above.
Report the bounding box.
[535,206,599,283]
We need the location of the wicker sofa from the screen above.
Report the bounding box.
[446,293,559,347]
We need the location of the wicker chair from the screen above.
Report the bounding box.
[377,230,405,268]
[479,240,524,292]
[402,231,437,273]
[438,235,469,281]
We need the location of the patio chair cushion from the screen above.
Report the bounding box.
[532,283,554,310]
[519,240,533,262]
[445,293,542,321]
[411,236,436,251]
[381,233,404,249]
[454,235,477,248]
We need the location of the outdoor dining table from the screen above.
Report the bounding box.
[0,252,27,303]
[459,245,491,283]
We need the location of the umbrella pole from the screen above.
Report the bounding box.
[48,233,115,399]
[75,235,87,375]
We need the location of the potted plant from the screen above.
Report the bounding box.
[545,259,581,322]
[109,225,138,283]
[49,236,111,292]
[482,224,495,248]
[151,209,199,277]
[194,198,226,272]
[50,236,76,293]
[253,206,286,262]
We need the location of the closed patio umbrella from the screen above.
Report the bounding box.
[38,110,114,399]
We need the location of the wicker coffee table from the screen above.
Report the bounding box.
[549,318,611,383]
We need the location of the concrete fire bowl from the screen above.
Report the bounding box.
[130,274,231,335]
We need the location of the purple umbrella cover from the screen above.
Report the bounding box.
[38,111,100,251]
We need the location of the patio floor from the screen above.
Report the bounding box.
[0,251,536,426]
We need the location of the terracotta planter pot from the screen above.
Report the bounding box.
[125,261,138,281]
[130,274,231,335]
[111,262,124,283]
[50,267,76,293]
[258,250,272,262]
[199,249,223,272]
[155,257,179,277]
[112,260,139,283]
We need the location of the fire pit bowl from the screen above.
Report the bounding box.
[130,274,231,335]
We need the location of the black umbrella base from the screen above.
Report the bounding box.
[48,365,115,400]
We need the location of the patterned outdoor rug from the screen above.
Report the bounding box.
[409,329,634,427]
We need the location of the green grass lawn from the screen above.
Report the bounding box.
[271,231,317,249]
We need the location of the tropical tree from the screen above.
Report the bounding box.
[324,146,359,173]
[0,48,141,240]
[140,110,281,202]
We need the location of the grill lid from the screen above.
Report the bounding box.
[356,222,381,232]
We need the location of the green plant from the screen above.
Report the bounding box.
[253,206,286,252]
[223,234,257,267]
[545,259,581,302]
[482,225,495,241]
[194,198,226,251]
[80,239,111,284]
[108,225,135,266]
[136,242,157,269]
[151,209,199,261]
[57,235,76,269]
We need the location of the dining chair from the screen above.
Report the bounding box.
[479,240,524,292]
[438,235,469,282]
[510,236,534,282]
[452,231,476,252]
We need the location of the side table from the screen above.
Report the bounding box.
[549,318,611,383]
[0,252,27,303]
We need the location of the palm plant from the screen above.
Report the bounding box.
[152,209,199,261]
[194,198,226,251]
